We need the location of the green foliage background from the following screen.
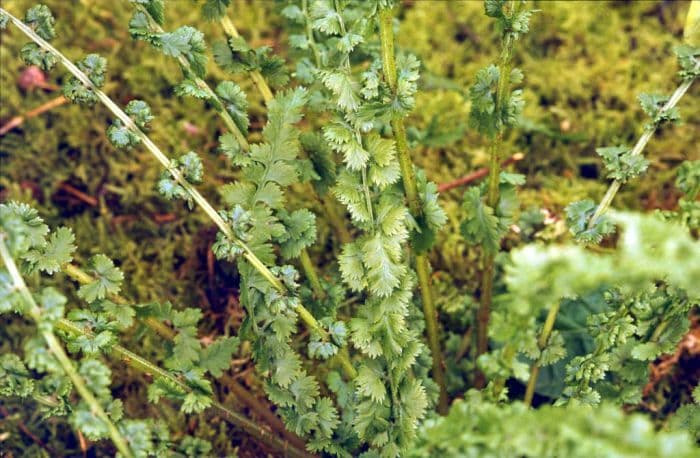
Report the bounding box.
[1,0,698,455]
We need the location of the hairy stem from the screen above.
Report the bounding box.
[0,236,133,458]
[474,10,517,389]
[524,302,561,406]
[378,6,447,414]
[1,7,356,380]
[588,73,697,226]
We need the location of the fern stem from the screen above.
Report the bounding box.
[378,6,447,414]
[219,12,349,285]
[138,4,332,292]
[1,7,356,381]
[320,196,352,244]
[299,249,325,299]
[588,73,697,226]
[134,5,250,151]
[54,319,313,458]
[0,235,133,458]
[221,374,307,450]
[299,0,352,245]
[63,263,175,339]
[474,7,517,389]
[62,263,307,450]
[302,0,323,67]
[524,301,561,407]
[219,16,274,103]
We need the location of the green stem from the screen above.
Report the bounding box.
[588,71,697,226]
[302,0,323,67]
[299,249,325,299]
[135,4,249,151]
[0,236,133,458]
[524,302,561,406]
[378,6,447,414]
[474,8,517,389]
[1,7,356,381]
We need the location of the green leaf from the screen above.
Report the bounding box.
[631,342,660,361]
[0,354,34,397]
[78,254,124,302]
[334,170,371,224]
[301,132,336,196]
[177,152,204,184]
[174,79,211,100]
[160,26,208,78]
[63,54,107,105]
[23,226,75,274]
[278,209,317,259]
[339,241,367,292]
[638,93,681,127]
[107,119,140,149]
[356,364,387,403]
[460,187,503,253]
[0,12,10,30]
[201,0,230,21]
[168,333,201,371]
[674,44,700,80]
[25,5,56,40]
[200,336,239,377]
[125,100,154,129]
[362,233,405,297]
[216,81,249,134]
[128,11,160,45]
[676,160,700,200]
[182,391,212,414]
[311,0,342,35]
[565,199,615,245]
[469,65,500,137]
[596,146,650,183]
[320,70,360,112]
[366,133,400,189]
[19,43,57,71]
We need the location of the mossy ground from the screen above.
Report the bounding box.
[0,1,697,455]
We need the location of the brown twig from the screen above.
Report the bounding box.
[455,326,473,362]
[0,95,68,136]
[77,429,88,457]
[437,153,524,193]
[0,404,56,455]
[57,182,98,207]
[221,375,307,450]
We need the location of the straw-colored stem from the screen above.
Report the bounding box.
[1,7,356,380]
[0,235,132,458]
